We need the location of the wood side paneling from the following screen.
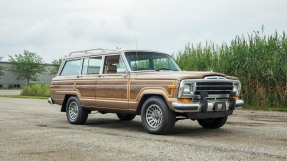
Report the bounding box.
[129,80,174,100]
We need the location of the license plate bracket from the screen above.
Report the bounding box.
[214,102,226,111]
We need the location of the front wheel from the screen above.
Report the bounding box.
[66,96,88,124]
[116,113,136,121]
[141,96,176,135]
[197,116,228,129]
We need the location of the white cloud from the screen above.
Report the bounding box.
[0,0,287,63]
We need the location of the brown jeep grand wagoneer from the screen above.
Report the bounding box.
[49,49,244,134]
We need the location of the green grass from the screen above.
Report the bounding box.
[21,84,50,97]
[0,89,22,90]
[0,95,49,99]
[174,27,287,109]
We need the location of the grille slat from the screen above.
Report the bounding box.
[197,82,233,86]
[197,87,233,90]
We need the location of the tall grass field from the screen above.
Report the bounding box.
[21,84,50,97]
[174,30,287,109]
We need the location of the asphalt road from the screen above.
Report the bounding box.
[0,90,21,95]
[0,97,286,161]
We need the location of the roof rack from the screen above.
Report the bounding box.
[69,48,118,56]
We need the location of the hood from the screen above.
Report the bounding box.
[130,71,238,80]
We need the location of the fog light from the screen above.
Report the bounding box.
[179,98,191,103]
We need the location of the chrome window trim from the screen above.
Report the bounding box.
[123,51,181,72]
[59,58,82,76]
[99,53,129,76]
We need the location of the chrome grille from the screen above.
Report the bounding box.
[195,81,233,95]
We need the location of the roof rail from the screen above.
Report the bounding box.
[69,48,118,56]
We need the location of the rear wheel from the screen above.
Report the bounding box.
[141,96,176,134]
[66,96,88,124]
[116,113,136,121]
[197,116,228,129]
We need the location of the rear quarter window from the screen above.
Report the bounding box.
[60,59,81,76]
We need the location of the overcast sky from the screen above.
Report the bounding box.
[0,0,286,63]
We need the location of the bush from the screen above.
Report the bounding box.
[21,84,50,97]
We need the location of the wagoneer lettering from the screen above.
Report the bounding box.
[49,48,244,134]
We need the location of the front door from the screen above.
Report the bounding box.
[95,54,129,110]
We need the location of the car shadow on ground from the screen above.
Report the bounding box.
[85,118,145,133]
[82,116,234,137]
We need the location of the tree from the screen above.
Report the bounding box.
[50,58,62,75]
[0,57,4,78]
[0,66,3,77]
[9,50,46,85]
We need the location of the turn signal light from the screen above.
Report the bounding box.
[179,98,191,103]
[168,85,176,89]
[231,96,238,99]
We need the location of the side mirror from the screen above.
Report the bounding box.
[117,68,127,74]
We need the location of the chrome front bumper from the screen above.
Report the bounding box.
[172,99,244,112]
[48,98,54,105]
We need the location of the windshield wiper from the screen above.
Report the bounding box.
[133,67,156,71]
[156,68,176,71]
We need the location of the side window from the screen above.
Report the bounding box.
[60,59,81,76]
[103,55,127,74]
[82,57,102,75]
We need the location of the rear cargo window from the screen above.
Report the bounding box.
[60,59,81,76]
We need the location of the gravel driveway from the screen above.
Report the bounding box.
[0,97,286,161]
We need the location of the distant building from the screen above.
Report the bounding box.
[0,62,55,88]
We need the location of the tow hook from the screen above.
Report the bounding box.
[228,92,236,110]
[200,92,208,112]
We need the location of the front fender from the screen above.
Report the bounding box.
[133,88,177,111]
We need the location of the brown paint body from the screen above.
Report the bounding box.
[51,70,237,114]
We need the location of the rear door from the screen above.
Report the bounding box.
[75,56,103,107]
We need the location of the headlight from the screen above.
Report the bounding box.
[233,83,238,92]
[233,82,241,96]
[183,84,191,94]
[183,83,194,95]
[178,80,196,98]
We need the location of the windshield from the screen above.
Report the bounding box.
[124,52,181,71]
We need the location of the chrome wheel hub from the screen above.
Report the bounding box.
[146,104,162,128]
[69,101,79,120]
